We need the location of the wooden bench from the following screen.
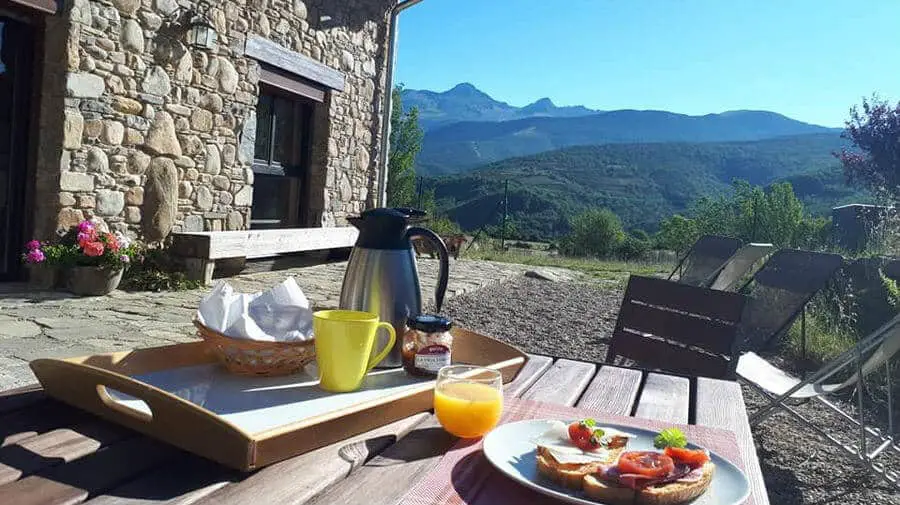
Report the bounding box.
[170,227,359,284]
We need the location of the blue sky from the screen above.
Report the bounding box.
[394,0,900,127]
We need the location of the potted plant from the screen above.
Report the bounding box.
[56,221,136,296]
[22,240,57,290]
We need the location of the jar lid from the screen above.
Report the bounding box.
[407,314,452,333]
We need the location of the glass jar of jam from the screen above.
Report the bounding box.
[402,314,453,377]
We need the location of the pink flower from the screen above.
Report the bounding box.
[83,241,104,257]
[25,249,45,264]
[25,240,40,251]
[77,228,98,247]
[119,255,130,264]
[77,220,95,233]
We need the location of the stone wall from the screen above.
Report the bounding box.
[33,0,392,240]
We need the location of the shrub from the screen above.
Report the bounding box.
[618,235,650,260]
[787,308,856,364]
[792,216,832,251]
[121,247,203,292]
[630,229,650,242]
[561,208,625,257]
[788,274,859,365]
[881,270,900,308]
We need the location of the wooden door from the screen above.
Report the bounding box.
[0,16,34,279]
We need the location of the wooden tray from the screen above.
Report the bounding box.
[29,327,527,471]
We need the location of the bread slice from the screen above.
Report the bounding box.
[636,462,715,505]
[582,473,636,504]
[582,462,715,505]
[535,445,626,489]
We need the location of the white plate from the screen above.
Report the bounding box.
[482,419,751,505]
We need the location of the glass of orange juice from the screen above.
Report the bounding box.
[434,365,503,438]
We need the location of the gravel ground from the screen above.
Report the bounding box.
[443,275,900,505]
[443,276,624,361]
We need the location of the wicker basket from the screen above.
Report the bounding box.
[194,320,316,376]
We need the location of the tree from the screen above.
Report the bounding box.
[656,214,699,253]
[692,195,737,238]
[386,85,423,208]
[755,182,803,246]
[658,179,814,251]
[835,96,900,200]
[561,208,625,257]
[730,180,803,246]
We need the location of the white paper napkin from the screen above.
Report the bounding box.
[196,277,314,342]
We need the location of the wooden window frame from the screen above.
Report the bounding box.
[250,84,317,229]
[251,87,314,177]
[7,1,57,15]
[258,63,325,103]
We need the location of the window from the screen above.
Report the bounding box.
[250,86,314,229]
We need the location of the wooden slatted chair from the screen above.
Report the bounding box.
[668,235,742,287]
[606,275,748,380]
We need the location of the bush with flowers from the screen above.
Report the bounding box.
[23,220,139,270]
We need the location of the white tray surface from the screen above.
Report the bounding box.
[108,363,431,434]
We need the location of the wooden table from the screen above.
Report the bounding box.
[0,355,769,505]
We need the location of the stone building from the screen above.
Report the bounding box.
[0,0,401,280]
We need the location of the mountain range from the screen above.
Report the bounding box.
[399,83,863,238]
[401,84,842,175]
[401,82,597,131]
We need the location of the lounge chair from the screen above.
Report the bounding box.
[708,242,774,291]
[668,235,742,287]
[736,249,844,352]
[606,275,747,380]
[738,314,900,488]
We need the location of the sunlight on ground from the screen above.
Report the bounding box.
[463,249,672,287]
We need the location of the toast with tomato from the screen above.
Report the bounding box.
[583,444,715,505]
[534,419,632,489]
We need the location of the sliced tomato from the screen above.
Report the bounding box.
[664,446,710,466]
[616,451,675,479]
[568,420,603,450]
[568,421,591,447]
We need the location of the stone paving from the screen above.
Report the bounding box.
[0,259,577,391]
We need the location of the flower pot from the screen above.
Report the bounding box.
[26,265,57,290]
[65,266,124,296]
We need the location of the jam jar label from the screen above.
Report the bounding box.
[414,344,451,373]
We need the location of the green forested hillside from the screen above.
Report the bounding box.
[425,134,868,240]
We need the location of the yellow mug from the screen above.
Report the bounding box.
[313,310,396,392]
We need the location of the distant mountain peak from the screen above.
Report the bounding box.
[401,83,598,130]
[523,97,556,111]
[447,82,485,95]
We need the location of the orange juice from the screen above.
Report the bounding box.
[434,381,503,438]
